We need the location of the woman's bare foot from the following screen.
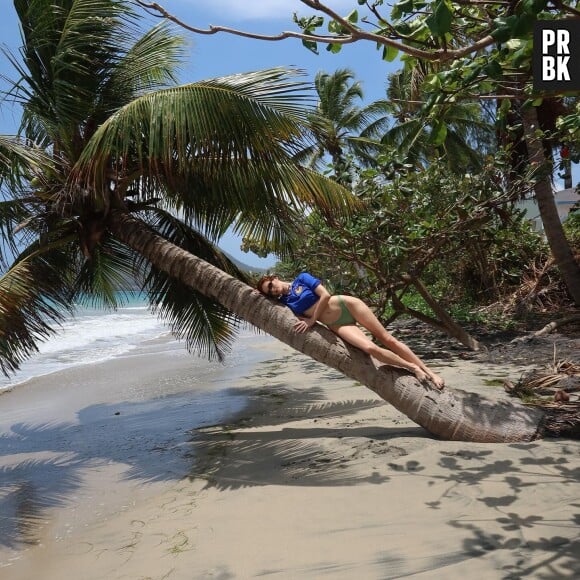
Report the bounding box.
[427,371,445,390]
[410,366,429,382]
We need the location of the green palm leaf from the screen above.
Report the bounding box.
[0,248,74,376]
[0,198,30,268]
[0,135,54,267]
[382,66,494,172]
[71,235,139,309]
[15,0,134,128]
[300,68,390,173]
[0,135,43,179]
[97,22,185,111]
[74,68,354,243]
[145,273,239,362]
[137,208,245,360]
[11,0,184,158]
[140,207,247,279]
[79,68,315,176]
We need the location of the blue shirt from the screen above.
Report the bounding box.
[279,272,321,316]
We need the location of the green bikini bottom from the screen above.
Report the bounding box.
[328,295,356,326]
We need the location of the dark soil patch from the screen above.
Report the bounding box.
[389,314,580,367]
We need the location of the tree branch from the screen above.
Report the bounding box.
[134,0,498,62]
[551,0,580,17]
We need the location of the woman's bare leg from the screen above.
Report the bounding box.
[342,297,445,389]
[330,324,429,382]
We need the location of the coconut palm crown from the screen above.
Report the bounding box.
[380,65,494,172]
[0,0,353,375]
[297,68,390,181]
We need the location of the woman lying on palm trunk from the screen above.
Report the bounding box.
[257,272,445,389]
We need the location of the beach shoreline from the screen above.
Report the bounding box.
[0,331,282,575]
[1,327,579,579]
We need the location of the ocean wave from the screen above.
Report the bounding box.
[0,302,166,391]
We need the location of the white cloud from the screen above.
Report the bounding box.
[186,0,356,21]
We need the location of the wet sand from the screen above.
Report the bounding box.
[1,333,579,579]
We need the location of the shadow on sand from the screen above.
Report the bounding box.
[1,353,578,580]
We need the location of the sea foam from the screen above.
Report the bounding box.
[1,294,165,390]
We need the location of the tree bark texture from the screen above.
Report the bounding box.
[107,210,548,443]
[522,107,580,305]
[409,277,481,351]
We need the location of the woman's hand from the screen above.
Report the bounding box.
[294,316,316,333]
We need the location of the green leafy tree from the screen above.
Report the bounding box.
[140,0,580,304]
[277,155,546,348]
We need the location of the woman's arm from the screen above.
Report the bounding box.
[294,284,331,333]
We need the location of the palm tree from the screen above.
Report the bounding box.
[380,65,494,172]
[519,105,580,305]
[108,211,570,443]
[297,68,389,183]
[0,0,351,374]
[0,1,574,442]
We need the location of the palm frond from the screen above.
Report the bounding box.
[71,235,139,309]
[0,198,31,268]
[344,136,389,166]
[227,201,302,260]
[314,69,363,120]
[206,67,316,117]
[22,0,135,120]
[140,207,248,279]
[303,68,390,169]
[358,101,392,140]
[441,130,485,172]
[97,22,185,111]
[152,159,344,254]
[145,271,239,362]
[0,135,56,266]
[78,68,315,175]
[135,208,246,361]
[0,247,74,376]
[134,159,310,245]
[381,118,429,162]
[290,143,320,169]
[11,0,147,153]
[0,135,49,188]
[74,68,356,242]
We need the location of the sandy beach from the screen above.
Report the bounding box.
[1,327,579,579]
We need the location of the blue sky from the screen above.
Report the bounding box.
[0,0,396,269]
[135,0,392,103]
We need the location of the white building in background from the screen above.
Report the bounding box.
[517,187,579,232]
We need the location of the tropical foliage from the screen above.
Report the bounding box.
[143,0,580,304]
[296,68,390,182]
[379,65,495,172]
[276,155,546,333]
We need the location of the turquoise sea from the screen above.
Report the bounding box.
[1,292,220,392]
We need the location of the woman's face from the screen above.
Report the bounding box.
[260,277,286,298]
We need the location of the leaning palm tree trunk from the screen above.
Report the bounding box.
[108,210,558,443]
[522,107,580,305]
